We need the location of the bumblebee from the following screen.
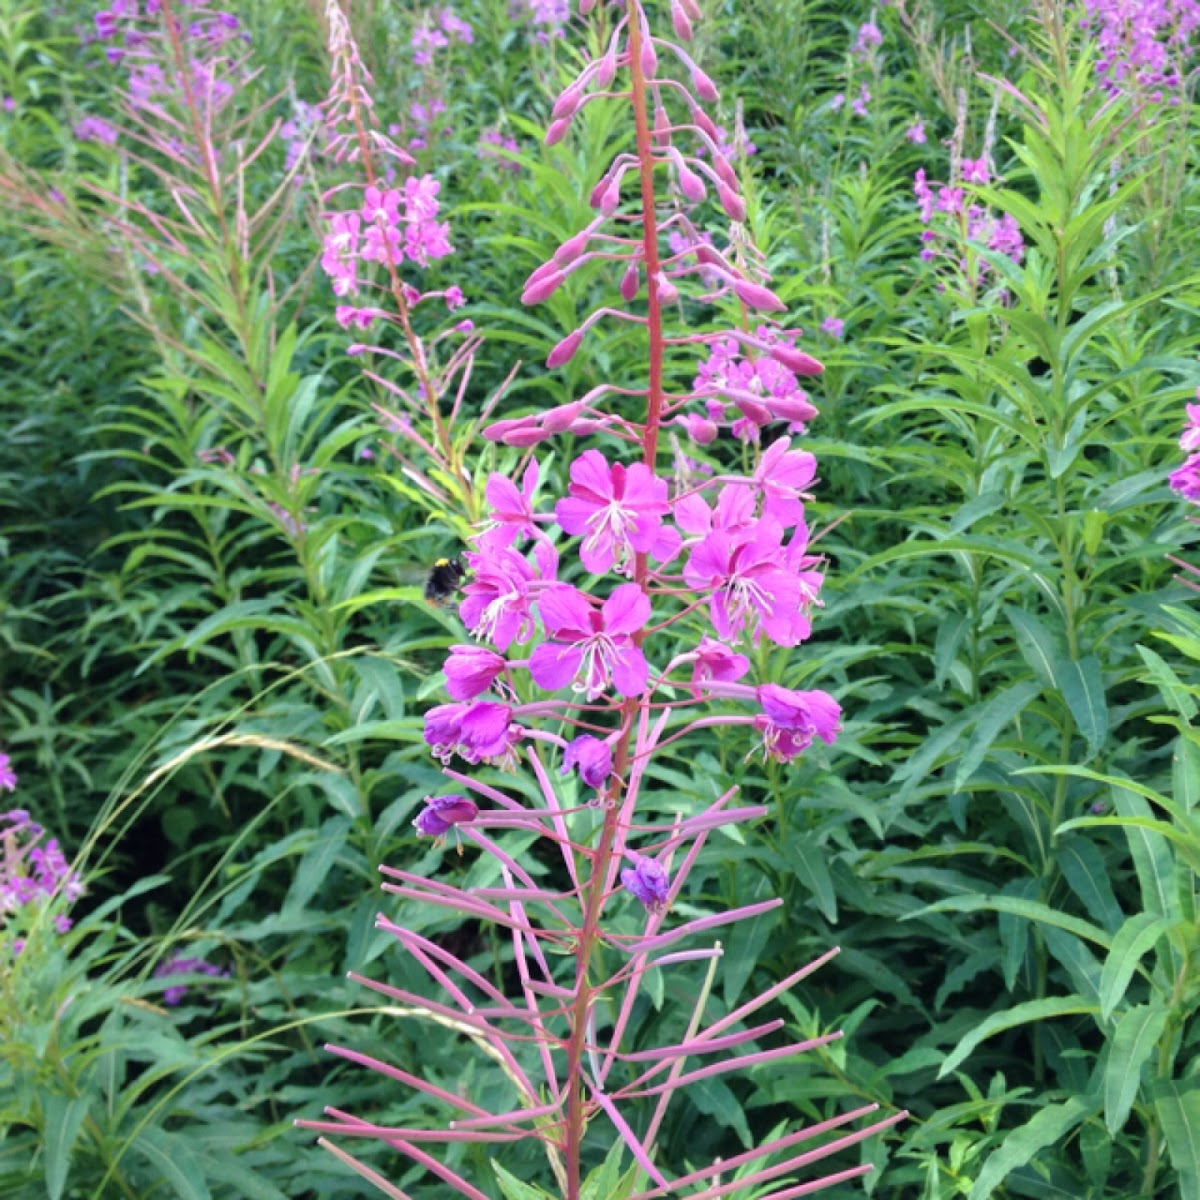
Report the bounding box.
[424,556,467,606]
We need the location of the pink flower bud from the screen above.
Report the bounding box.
[768,345,825,376]
[620,259,641,301]
[717,182,746,222]
[483,416,537,441]
[641,41,658,79]
[589,175,610,208]
[731,278,786,312]
[542,399,588,432]
[545,118,571,146]
[678,162,707,202]
[551,83,582,121]
[653,104,671,148]
[713,153,739,190]
[594,51,617,90]
[694,107,719,141]
[579,0,597,11]
[679,0,701,18]
[547,329,585,368]
[522,269,567,305]
[679,413,718,444]
[695,244,724,268]
[671,2,694,41]
[502,426,552,447]
[655,272,680,304]
[730,392,773,425]
[691,68,720,103]
[554,228,591,268]
[770,394,819,424]
[599,178,621,215]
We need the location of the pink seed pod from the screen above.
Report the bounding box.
[691,67,720,103]
[620,258,641,301]
[717,182,746,222]
[768,345,825,376]
[554,228,592,268]
[522,269,567,305]
[542,399,589,432]
[547,329,585,368]
[731,277,787,312]
[593,50,617,90]
[655,273,680,304]
[671,1,694,41]
[551,83,583,121]
[677,161,707,202]
[545,117,571,146]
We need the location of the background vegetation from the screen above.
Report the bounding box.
[2,0,1199,1196]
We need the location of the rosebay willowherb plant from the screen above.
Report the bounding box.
[303,1,903,1197]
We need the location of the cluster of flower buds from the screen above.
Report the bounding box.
[308,1,902,1195]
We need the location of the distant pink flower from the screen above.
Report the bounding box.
[960,157,990,184]
[0,754,16,793]
[1181,401,1200,453]
[530,584,650,698]
[555,451,676,574]
[854,21,882,56]
[754,684,841,762]
[905,118,926,144]
[820,316,844,339]
[74,115,118,144]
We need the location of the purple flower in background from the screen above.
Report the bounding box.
[1181,399,1200,452]
[854,21,882,56]
[0,754,16,793]
[851,84,871,118]
[155,955,229,1007]
[481,127,521,170]
[74,116,118,144]
[905,117,926,144]
[414,794,478,837]
[820,316,845,339]
[1170,455,1200,502]
[754,684,841,762]
[960,157,990,184]
[621,854,671,913]
[561,735,613,788]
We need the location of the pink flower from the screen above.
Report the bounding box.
[423,701,518,765]
[321,213,361,296]
[555,451,676,574]
[443,645,507,700]
[960,157,990,185]
[683,522,813,646]
[530,584,650,698]
[674,482,755,537]
[905,118,926,144]
[484,459,540,547]
[754,684,841,762]
[1182,402,1200,453]
[1170,454,1200,503]
[753,437,817,528]
[689,637,750,699]
[0,753,16,792]
[820,316,844,339]
[621,854,671,912]
[459,545,539,650]
[362,185,401,225]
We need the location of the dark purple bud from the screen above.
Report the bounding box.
[620,259,641,301]
[561,735,613,788]
[414,794,478,837]
[547,329,585,368]
[621,854,671,912]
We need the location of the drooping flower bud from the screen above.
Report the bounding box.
[593,50,617,90]
[551,83,583,121]
[414,794,478,837]
[677,160,707,202]
[620,258,641,301]
[621,854,671,912]
[554,227,592,268]
[542,399,589,433]
[717,182,746,222]
[768,345,825,376]
[547,329,585,368]
[731,277,787,313]
[691,67,719,103]
[599,178,621,215]
[545,117,571,146]
[522,268,567,305]
[655,273,680,305]
[671,1,694,41]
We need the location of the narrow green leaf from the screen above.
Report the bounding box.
[968,1096,1094,1200]
[1174,735,1200,812]
[494,1162,556,1200]
[791,833,837,923]
[906,894,1113,951]
[954,681,1041,789]
[1153,1080,1200,1196]
[1100,913,1172,1021]
[1105,1004,1168,1134]
[130,1129,213,1200]
[1138,645,1197,719]
[938,995,1096,1079]
[283,816,351,915]
[1058,835,1124,935]
[1004,606,1060,688]
[43,1096,89,1200]
[1055,655,1108,759]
